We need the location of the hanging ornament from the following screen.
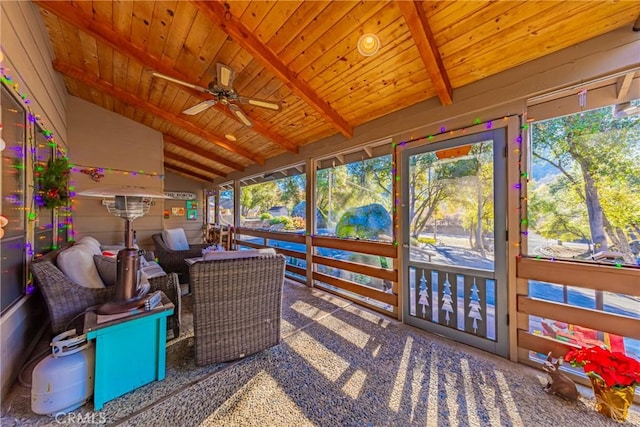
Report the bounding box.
[578,89,587,117]
[79,167,105,182]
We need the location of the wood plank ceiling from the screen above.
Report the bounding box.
[34,0,640,182]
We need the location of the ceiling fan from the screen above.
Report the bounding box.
[151,63,281,127]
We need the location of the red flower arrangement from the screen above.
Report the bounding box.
[565,346,640,388]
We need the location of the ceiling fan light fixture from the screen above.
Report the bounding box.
[357,33,380,57]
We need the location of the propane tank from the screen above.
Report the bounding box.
[31,330,95,416]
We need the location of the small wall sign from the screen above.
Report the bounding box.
[164,191,197,200]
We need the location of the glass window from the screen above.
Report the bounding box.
[239,171,306,233]
[527,101,640,267]
[34,125,54,256]
[1,83,27,312]
[218,183,234,227]
[315,155,392,241]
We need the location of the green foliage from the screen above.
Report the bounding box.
[530,104,640,257]
[335,203,391,240]
[39,157,71,209]
[260,212,273,220]
[269,215,293,228]
[416,236,437,245]
[290,216,305,230]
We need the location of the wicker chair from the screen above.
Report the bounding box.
[152,233,208,282]
[30,247,182,338]
[189,252,286,366]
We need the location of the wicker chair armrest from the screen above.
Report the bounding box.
[149,272,182,338]
[31,261,116,334]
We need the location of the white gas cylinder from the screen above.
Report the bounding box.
[31,330,95,416]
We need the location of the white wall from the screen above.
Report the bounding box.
[67,96,165,249]
[0,0,68,399]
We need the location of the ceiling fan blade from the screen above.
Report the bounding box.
[182,100,217,115]
[151,71,209,93]
[237,96,281,111]
[228,103,253,127]
[216,63,236,90]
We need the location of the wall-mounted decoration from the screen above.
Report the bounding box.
[163,210,170,219]
[171,207,185,216]
[186,200,198,209]
[165,191,197,200]
[187,209,198,220]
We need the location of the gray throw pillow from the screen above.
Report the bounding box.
[93,255,117,286]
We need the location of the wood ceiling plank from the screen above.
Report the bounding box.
[111,50,129,90]
[308,17,414,91]
[186,23,228,84]
[164,150,226,177]
[424,0,490,34]
[438,1,558,59]
[276,1,359,66]
[164,162,214,182]
[112,0,133,39]
[53,60,262,165]
[163,134,242,171]
[145,1,178,60]
[130,1,155,50]
[35,0,297,153]
[447,2,640,87]
[173,11,215,77]
[90,1,113,29]
[433,1,520,48]
[77,29,100,77]
[288,2,390,77]
[396,0,452,105]
[191,0,353,138]
[160,1,198,65]
[233,1,332,94]
[96,40,114,82]
[59,19,86,69]
[322,41,422,107]
[37,12,70,63]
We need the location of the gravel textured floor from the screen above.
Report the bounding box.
[2,280,638,426]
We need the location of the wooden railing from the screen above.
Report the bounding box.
[516,257,640,388]
[234,227,399,316]
[234,227,306,282]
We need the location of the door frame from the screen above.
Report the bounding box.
[400,127,509,357]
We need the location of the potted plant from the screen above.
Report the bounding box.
[565,345,640,421]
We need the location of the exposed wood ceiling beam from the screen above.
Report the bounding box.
[164,151,227,178]
[191,0,353,138]
[396,1,453,105]
[164,162,214,183]
[33,1,297,154]
[163,134,243,171]
[616,72,635,101]
[52,60,264,165]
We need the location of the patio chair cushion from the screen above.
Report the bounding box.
[57,244,106,289]
[77,236,102,254]
[202,248,275,261]
[93,254,117,286]
[162,228,190,251]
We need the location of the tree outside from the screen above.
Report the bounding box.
[529,103,640,265]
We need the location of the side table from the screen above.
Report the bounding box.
[84,294,174,410]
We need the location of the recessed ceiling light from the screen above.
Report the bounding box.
[224,134,237,141]
[357,33,380,57]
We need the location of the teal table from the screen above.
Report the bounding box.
[84,295,174,410]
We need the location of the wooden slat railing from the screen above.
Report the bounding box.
[515,257,640,390]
